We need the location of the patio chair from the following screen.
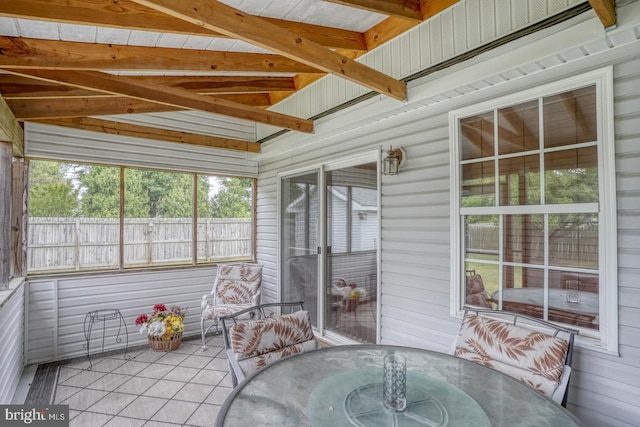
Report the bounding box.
[451,306,578,407]
[221,301,318,387]
[465,271,496,309]
[200,263,263,349]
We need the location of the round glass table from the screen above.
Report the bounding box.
[215,345,584,427]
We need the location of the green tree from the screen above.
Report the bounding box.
[156,174,214,218]
[77,167,214,218]
[196,176,213,218]
[156,173,193,218]
[211,178,252,218]
[28,160,79,217]
[29,183,79,217]
[124,169,152,218]
[76,165,124,218]
[29,160,69,187]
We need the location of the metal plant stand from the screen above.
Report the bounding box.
[83,309,131,370]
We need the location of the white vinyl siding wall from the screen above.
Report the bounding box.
[255,3,640,426]
[0,282,25,403]
[25,123,258,178]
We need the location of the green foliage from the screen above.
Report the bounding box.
[29,183,79,217]
[77,167,214,219]
[463,166,597,228]
[30,160,242,220]
[210,178,253,218]
[545,168,598,204]
[29,160,69,187]
[155,173,193,218]
[195,176,214,218]
[77,165,121,218]
[28,160,79,217]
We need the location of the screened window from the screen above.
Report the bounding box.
[27,160,254,273]
[451,69,617,351]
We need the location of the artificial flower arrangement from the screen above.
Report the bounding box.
[136,304,187,341]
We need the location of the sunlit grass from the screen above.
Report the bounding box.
[465,254,522,295]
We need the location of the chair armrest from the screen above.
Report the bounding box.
[226,349,246,384]
[551,365,572,405]
[201,293,216,309]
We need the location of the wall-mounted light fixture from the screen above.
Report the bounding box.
[382,146,406,176]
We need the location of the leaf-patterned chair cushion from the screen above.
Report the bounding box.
[202,303,255,320]
[229,310,316,376]
[202,264,262,320]
[454,313,569,399]
[215,264,262,304]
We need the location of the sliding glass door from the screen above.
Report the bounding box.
[280,155,379,343]
[325,163,378,343]
[281,171,320,327]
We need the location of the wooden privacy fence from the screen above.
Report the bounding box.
[466,223,598,264]
[27,217,252,272]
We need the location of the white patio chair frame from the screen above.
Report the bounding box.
[451,306,578,407]
[200,263,262,349]
[220,301,316,387]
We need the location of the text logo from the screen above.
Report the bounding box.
[1,405,69,426]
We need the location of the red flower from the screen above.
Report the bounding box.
[135,314,148,326]
[153,303,167,314]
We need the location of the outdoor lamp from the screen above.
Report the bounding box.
[382,146,405,176]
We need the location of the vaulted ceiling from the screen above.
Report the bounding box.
[0,0,616,154]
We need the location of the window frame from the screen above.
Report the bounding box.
[26,160,256,275]
[449,67,618,354]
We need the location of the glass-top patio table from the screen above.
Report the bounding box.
[215,344,584,427]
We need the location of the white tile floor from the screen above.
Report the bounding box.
[50,335,232,427]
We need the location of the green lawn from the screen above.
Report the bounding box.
[465,254,522,295]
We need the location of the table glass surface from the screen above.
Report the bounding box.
[216,345,583,427]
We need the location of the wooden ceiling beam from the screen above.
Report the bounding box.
[2,68,313,133]
[419,0,460,20]
[0,75,109,99]
[588,0,616,28]
[260,17,367,52]
[38,117,261,153]
[8,97,181,119]
[324,0,423,22]
[131,76,296,94]
[365,16,418,51]
[0,75,285,100]
[0,36,319,74]
[131,0,406,101]
[7,93,273,120]
[0,0,367,52]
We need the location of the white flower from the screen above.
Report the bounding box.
[147,320,166,337]
[139,323,148,336]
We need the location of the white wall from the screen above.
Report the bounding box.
[0,281,25,403]
[25,122,258,178]
[255,3,640,426]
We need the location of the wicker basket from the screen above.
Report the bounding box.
[148,332,183,352]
